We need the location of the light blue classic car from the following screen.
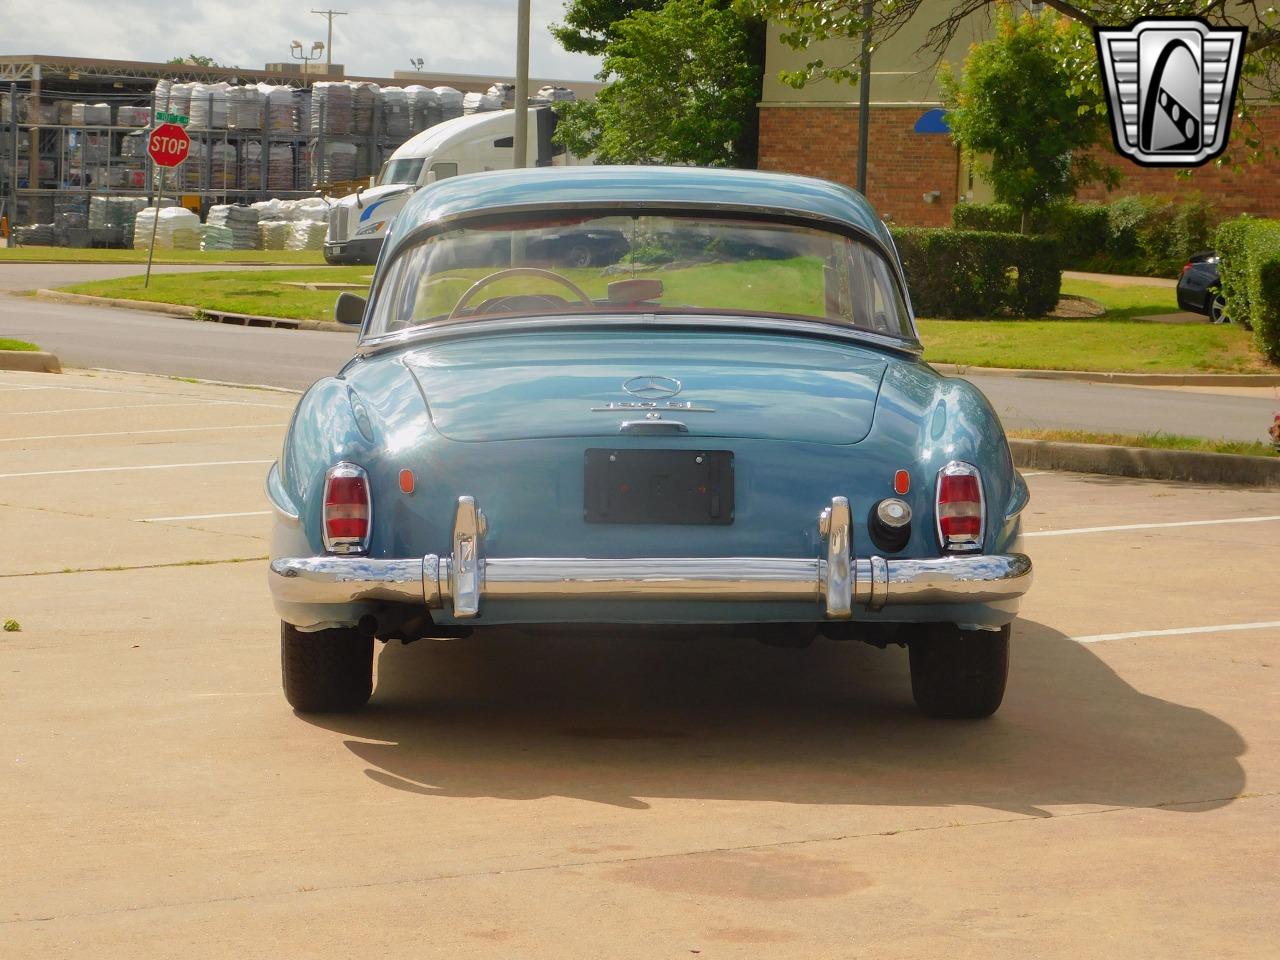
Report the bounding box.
[267,166,1032,718]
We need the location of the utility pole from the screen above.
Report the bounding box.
[513,0,531,169]
[856,0,873,195]
[311,9,348,68]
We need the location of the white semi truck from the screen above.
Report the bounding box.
[323,106,588,265]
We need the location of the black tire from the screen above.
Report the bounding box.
[280,622,373,713]
[907,623,1010,719]
[563,243,593,269]
[1209,291,1229,324]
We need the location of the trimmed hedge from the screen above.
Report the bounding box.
[890,227,1062,318]
[953,195,1217,277]
[1216,216,1280,364]
[952,202,1108,267]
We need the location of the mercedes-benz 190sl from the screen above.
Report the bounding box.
[267,166,1033,718]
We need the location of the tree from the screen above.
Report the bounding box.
[743,2,1280,87]
[941,11,1116,230]
[551,0,668,55]
[555,0,763,167]
[166,54,223,68]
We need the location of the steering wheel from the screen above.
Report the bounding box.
[448,267,594,321]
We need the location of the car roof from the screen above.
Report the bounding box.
[386,165,891,257]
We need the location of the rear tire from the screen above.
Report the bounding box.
[280,622,373,713]
[1209,291,1229,324]
[908,623,1010,719]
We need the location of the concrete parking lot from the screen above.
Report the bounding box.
[2,367,1277,958]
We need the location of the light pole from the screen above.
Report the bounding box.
[311,9,348,69]
[856,0,873,195]
[290,40,326,66]
[513,0,530,169]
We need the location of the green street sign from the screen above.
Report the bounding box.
[156,111,190,126]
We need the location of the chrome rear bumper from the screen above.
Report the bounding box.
[269,496,1032,620]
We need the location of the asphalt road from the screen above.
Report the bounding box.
[1,263,1275,439]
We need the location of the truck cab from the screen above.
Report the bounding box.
[323,107,585,265]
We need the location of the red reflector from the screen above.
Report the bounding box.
[893,469,910,495]
[399,469,415,494]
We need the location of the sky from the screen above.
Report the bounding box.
[0,0,604,81]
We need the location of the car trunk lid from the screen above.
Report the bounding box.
[404,330,888,445]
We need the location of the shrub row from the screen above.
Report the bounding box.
[1215,216,1280,364]
[890,227,1062,318]
[953,195,1217,277]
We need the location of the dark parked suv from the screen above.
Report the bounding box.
[1176,251,1230,324]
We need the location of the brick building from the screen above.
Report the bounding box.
[756,8,1280,225]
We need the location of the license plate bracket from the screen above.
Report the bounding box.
[584,449,734,525]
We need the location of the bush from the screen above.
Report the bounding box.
[952,201,1108,267]
[1216,216,1280,364]
[890,227,1061,318]
[954,195,1218,277]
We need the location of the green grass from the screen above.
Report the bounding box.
[0,338,40,351]
[0,246,327,265]
[917,319,1268,372]
[64,266,371,321]
[1009,429,1278,458]
[56,260,1278,373]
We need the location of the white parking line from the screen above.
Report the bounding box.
[4,399,293,416]
[1019,471,1049,477]
[137,511,271,522]
[0,459,273,479]
[1025,516,1280,538]
[1074,621,1280,643]
[0,424,287,443]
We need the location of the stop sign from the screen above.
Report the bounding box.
[147,122,191,167]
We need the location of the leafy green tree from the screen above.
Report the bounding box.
[551,0,668,55]
[166,54,223,67]
[743,1,1280,161]
[555,0,763,167]
[941,11,1116,231]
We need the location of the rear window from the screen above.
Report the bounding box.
[366,213,913,341]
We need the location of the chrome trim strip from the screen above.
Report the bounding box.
[479,557,823,602]
[356,314,924,360]
[269,556,427,605]
[451,496,485,619]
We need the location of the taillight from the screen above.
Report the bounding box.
[936,461,984,553]
[323,461,371,554]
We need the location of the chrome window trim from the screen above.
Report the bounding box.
[935,460,986,554]
[359,202,920,345]
[354,314,924,360]
[322,461,372,556]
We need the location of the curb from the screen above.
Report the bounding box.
[1010,439,1280,487]
[0,349,61,373]
[35,290,351,334]
[935,363,1280,387]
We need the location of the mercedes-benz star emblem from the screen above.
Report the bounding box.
[622,375,682,400]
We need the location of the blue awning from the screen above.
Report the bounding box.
[914,108,951,134]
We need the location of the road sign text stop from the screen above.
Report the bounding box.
[147,122,191,167]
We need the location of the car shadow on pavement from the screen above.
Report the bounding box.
[301,619,1246,812]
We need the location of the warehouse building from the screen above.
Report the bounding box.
[0,54,599,244]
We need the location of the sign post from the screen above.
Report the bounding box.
[144,119,191,288]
